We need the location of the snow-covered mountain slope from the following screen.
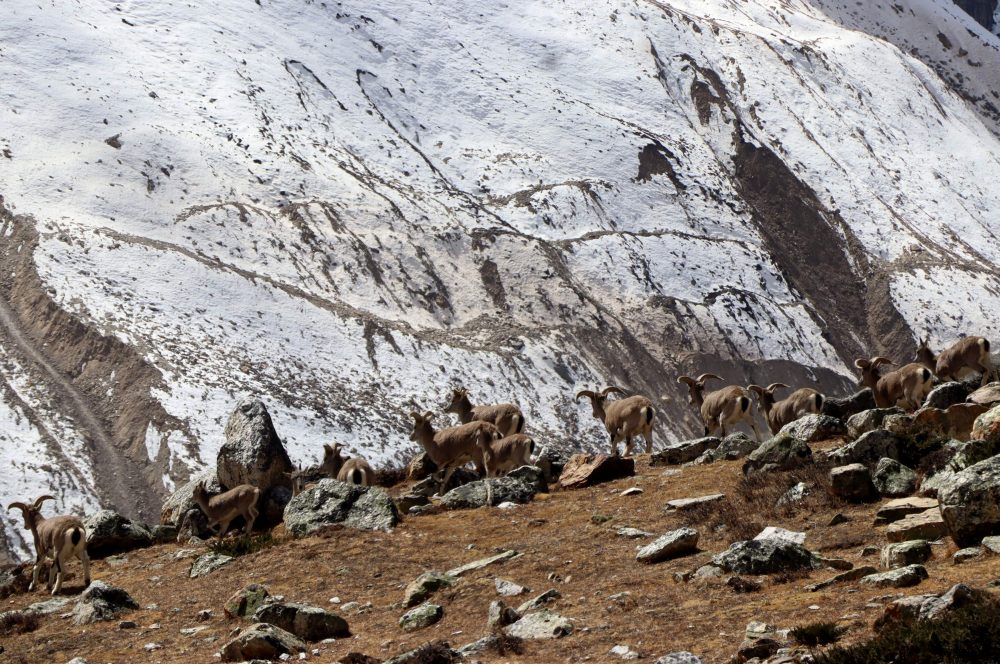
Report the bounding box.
[1,0,999,561]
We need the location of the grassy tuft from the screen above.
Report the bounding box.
[207,532,279,558]
[790,621,845,647]
[0,610,40,636]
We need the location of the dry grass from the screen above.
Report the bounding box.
[0,610,39,636]
[2,451,1000,663]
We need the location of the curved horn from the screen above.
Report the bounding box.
[409,411,421,421]
[854,358,869,369]
[600,386,625,396]
[697,373,722,384]
[746,384,766,396]
[766,383,790,393]
[423,411,435,420]
[575,389,596,400]
[676,375,695,386]
[32,495,55,509]
[6,502,28,513]
[872,356,892,367]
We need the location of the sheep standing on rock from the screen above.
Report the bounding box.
[855,356,933,410]
[575,386,656,456]
[7,495,90,594]
[916,335,995,386]
[677,374,762,441]
[409,410,501,494]
[747,383,824,435]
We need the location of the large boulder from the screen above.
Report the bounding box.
[694,432,759,464]
[398,602,443,631]
[877,584,987,630]
[830,464,879,503]
[651,437,720,466]
[253,602,350,641]
[873,458,917,497]
[559,454,634,488]
[967,383,1000,407]
[925,382,974,410]
[874,497,940,525]
[220,622,306,662]
[160,468,221,526]
[283,479,399,536]
[881,540,932,569]
[217,398,293,494]
[821,388,876,420]
[440,475,537,509]
[710,539,820,575]
[533,446,573,484]
[83,510,153,559]
[971,404,1000,445]
[504,609,573,639]
[72,581,139,625]
[506,465,548,494]
[778,414,846,442]
[938,453,1000,546]
[742,433,812,474]
[224,584,271,618]
[635,528,699,564]
[886,509,948,543]
[846,408,904,440]
[828,429,900,468]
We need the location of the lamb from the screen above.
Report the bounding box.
[444,388,525,436]
[855,356,933,410]
[191,483,260,538]
[747,383,824,435]
[409,410,501,493]
[677,374,762,441]
[7,495,90,595]
[287,465,325,497]
[477,433,535,477]
[575,386,655,456]
[916,335,994,386]
[322,442,375,486]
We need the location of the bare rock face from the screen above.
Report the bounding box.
[219,622,306,662]
[559,454,634,489]
[830,463,879,503]
[938,452,1000,546]
[217,398,292,494]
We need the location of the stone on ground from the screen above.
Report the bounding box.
[403,571,456,607]
[886,509,948,543]
[711,539,820,575]
[830,463,879,502]
[504,609,572,639]
[880,540,932,569]
[398,602,443,631]
[253,601,350,640]
[938,449,1000,546]
[873,457,918,497]
[190,552,234,578]
[224,584,270,618]
[779,414,846,442]
[559,454,635,488]
[283,479,398,536]
[219,622,305,662]
[72,581,139,625]
[742,433,812,474]
[635,528,699,564]
[860,564,928,588]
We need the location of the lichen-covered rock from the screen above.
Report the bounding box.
[283,479,398,536]
[938,452,1000,546]
[504,609,572,639]
[693,433,758,464]
[0,565,30,599]
[776,482,811,506]
[635,528,699,564]
[224,584,270,618]
[219,622,306,662]
[441,475,537,509]
[880,540,931,569]
[828,429,900,467]
[506,465,548,494]
[925,382,974,410]
[84,510,154,559]
[487,600,520,629]
[190,552,234,578]
[72,581,138,625]
[742,433,812,474]
[398,602,442,631]
[830,463,879,503]
[160,468,221,526]
[873,457,918,497]
[846,407,905,440]
[860,564,928,588]
[650,437,721,466]
[217,398,293,494]
[971,404,1000,445]
[253,601,350,641]
[778,414,846,442]
[876,584,984,630]
[403,571,456,607]
[711,539,820,575]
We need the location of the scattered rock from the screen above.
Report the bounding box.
[219,622,306,662]
[610,644,641,660]
[742,433,812,474]
[620,487,643,496]
[650,437,720,466]
[754,526,806,546]
[711,539,820,575]
[84,510,154,559]
[225,584,270,618]
[494,578,529,596]
[559,454,635,488]
[393,494,429,514]
[881,540,932,569]
[874,497,939,525]
[72,581,139,625]
[446,549,519,577]
[982,535,1000,553]
[636,528,699,564]
[119,620,137,629]
[517,589,561,613]
[726,576,761,593]
[398,602,442,631]
[953,547,982,564]
[846,408,905,439]
[886,509,948,542]
[828,513,849,526]
[440,475,537,509]
[487,600,520,629]
[873,458,918,497]
[925,382,973,410]
[654,653,703,664]
[0,565,30,598]
[411,468,479,496]
[695,432,759,463]
[828,429,900,467]
[822,388,877,420]
[860,564,928,588]
[830,463,879,502]
[404,571,456,607]
[877,583,985,629]
[283,479,399,536]
[805,566,878,591]
[665,494,725,511]
[504,609,572,639]
[190,552,234,578]
[617,527,654,539]
[776,482,811,506]
[253,602,350,641]
[737,637,780,661]
[383,642,460,664]
[971,403,1000,444]
[406,453,437,481]
[938,448,1000,546]
[779,414,846,442]
[217,398,293,496]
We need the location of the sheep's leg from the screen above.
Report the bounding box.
[979,361,993,386]
[80,549,91,587]
[52,551,68,595]
[643,424,654,454]
[609,432,619,457]
[245,505,259,536]
[29,558,41,592]
[748,415,762,442]
[438,465,457,495]
[624,436,634,456]
[217,520,231,539]
[718,416,727,438]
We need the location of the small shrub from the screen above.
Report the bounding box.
[338,654,380,664]
[486,632,524,656]
[0,610,40,636]
[790,621,845,647]
[402,640,459,663]
[591,514,613,525]
[207,533,277,558]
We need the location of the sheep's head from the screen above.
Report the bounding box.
[443,388,469,414]
[6,495,52,530]
[408,410,435,442]
[676,374,720,406]
[854,357,891,389]
[575,386,622,418]
[915,336,935,369]
[192,483,209,503]
[747,383,788,410]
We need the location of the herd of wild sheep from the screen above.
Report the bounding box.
[7,334,995,597]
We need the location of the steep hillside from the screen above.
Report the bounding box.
[1,0,999,561]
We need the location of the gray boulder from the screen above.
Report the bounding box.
[711,539,820,575]
[506,465,548,494]
[822,388,877,420]
[860,564,928,588]
[190,552,234,578]
[403,571,455,607]
[487,600,521,629]
[253,601,350,641]
[84,510,153,559]
[504,609,572,639]
[971,404,1000,445]
[877,584,984,629]
[0,565,30,599]
[925,382,973,410]
[881,540,931,569]
[846,408,905,440]
[635,528,699,564]
[176,507,212,542]
[398,602,442,631]
[651,437,720,466]
[938,452,1000,546]
[72,581,138,625]
[830,463,879,503]
[283,479,399,536]
[655,654,703,664]
[160,468,221,527]
[217,398,292,494]
[694,433,758,464]
[873,458,917,497]
[742,433,812,474]
[779,414,846,442]
[828,429,900,467]
[968,383,1000,407]
[219,622,305,662]
[440,475,537,509]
